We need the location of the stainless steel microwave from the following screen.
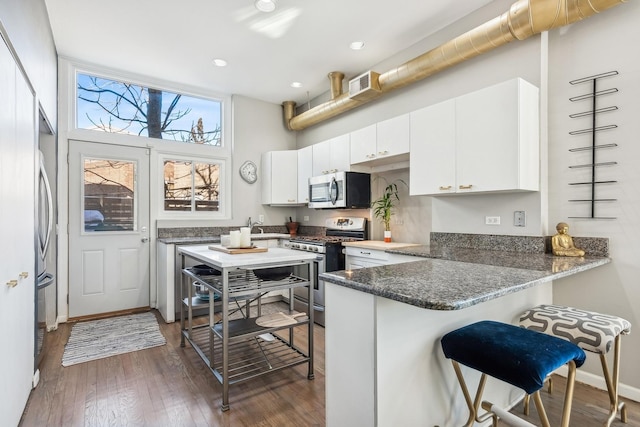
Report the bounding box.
[308,171,371,209]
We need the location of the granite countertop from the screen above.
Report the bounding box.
[321,247,610,311]
[342,241,422,250]
[158,233,290,245]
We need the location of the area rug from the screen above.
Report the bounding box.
[62,312,166,367]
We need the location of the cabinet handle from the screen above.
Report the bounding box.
[288,199,296,202]
[19,272,29,278]
[366,154,376,159]
[378,150,389,156]
[330,168,338,173]
[439,185,452,191]
[360,251,371,255]
[459,184,473,190]
[6,280,18,288]
[322,170,329,174]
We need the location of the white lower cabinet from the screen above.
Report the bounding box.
[410,78,539,196]
[345,246,417,269]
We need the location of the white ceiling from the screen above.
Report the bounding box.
[44,0,494,105]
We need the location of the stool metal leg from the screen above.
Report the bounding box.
[560,360,579,427]
[602,334,627,426]
[451,361,496,426]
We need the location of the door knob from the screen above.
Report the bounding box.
[141,237,149,243]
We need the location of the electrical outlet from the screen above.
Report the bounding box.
[258,214,264,223]
[514,211,526,227]
[485,216,501,225]
[303,216,309,222]
[394,217,404,225]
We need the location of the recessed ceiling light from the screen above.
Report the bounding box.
[350,41,365,50]
[212,58,227,67]
[291,82,303,88]
[255,0,276,12]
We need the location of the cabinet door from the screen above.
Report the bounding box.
[456,79,535,193]
[350,124,376,165]
[410,99,456,196]
[377,114,410,159]
[312,140,331,176]
[329,134,350,173]
[262,151,298,204]
[297,146,312,203]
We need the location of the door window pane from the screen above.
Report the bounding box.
[164,160,220,212]
[84,158,136,231]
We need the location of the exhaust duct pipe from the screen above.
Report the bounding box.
[283,0,627,131]
[328,71,345,99]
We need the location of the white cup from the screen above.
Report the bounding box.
[240,227,251,248]
[230,230,241,248]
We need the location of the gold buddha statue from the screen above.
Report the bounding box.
[551,222,585,257]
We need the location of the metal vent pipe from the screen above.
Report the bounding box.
[283,0,627,131]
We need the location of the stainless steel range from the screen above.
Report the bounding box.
[282,217,367,326]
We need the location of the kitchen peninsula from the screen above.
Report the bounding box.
[320,243,610,427]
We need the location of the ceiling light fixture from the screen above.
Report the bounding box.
[255,0,276,12]
[350,41,365,50]
[212,58,228,67]
[291,82,303,88]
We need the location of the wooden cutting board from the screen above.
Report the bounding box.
[255,311,308,328]
[208,244,268,254]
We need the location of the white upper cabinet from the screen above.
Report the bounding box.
[297,145,312,204]
[312,134,350,175]
[410,78,539,196]
[350,124,377,165]
[261,150,299,205]
[410,99,456,195]
[376,114,410,160]
[350,115,410,166]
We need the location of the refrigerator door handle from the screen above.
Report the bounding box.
[39,152,53,259]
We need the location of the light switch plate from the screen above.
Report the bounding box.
[514,211,526,227]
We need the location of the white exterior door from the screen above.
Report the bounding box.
[68,140,150,318]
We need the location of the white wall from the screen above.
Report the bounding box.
[547,0,640,396]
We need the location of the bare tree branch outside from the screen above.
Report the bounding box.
[77,73,222,145]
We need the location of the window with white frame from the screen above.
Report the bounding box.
[76,72,223,145]
[72,69,232,219]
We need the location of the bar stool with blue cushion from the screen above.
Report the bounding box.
[520,304,631,426]
[441,320,586,427]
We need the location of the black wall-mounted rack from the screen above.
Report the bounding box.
[567,70,619,219]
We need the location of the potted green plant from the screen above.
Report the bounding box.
[371,179,406,242]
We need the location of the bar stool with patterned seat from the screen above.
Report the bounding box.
[441,320,586,427]
[519,304,632,426]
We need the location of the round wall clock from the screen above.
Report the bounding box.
[239,160,258,184]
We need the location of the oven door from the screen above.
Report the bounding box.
[292,255,325,326]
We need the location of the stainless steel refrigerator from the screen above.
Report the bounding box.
[36,142,56,369]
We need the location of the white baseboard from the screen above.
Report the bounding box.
[554,365,640,403]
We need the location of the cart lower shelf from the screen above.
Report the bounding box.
[181,324,314,386]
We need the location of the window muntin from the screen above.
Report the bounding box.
[164,159,221,212]
[76,73,222,146]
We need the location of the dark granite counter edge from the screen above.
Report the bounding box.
[320,256,610,311]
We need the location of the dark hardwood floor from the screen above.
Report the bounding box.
[20,308,640,426]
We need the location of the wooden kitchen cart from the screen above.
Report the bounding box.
[177,245,317,411]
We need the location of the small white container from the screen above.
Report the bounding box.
[240,227,251,248]
[229,230,241,248]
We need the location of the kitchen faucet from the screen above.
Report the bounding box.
[247,216,263,233]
